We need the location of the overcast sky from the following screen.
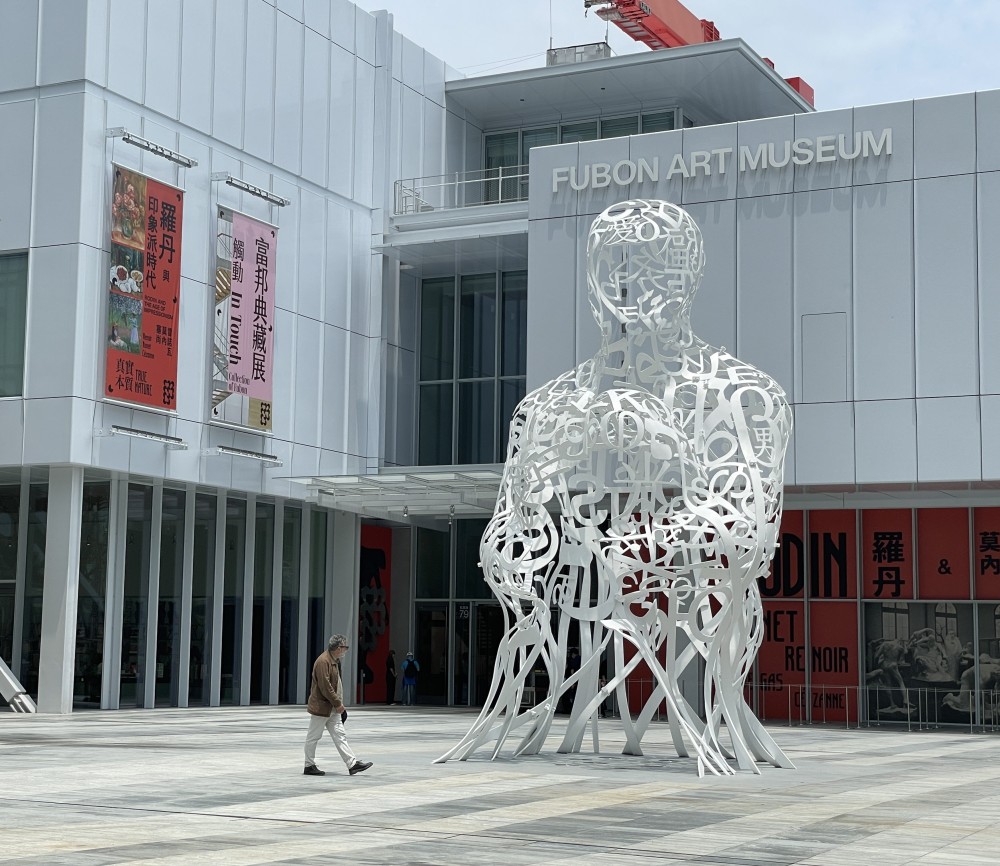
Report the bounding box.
[354,0,1000,111]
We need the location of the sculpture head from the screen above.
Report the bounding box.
[586,200,704,334]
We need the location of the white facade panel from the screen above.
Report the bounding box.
[270,307,296,442]
[301,28,331,186]
[914,93,976,180]
[0,0,39,91]
[794,187,853,403]
[793,402,855,484]
[916,396,981,482]
[979,171,1000,395]
[736,194,794,395]
[982,396,1000,480]
[914,174,978,398]
[330,0,356,54]
[107,0,146,104]
[854,399,917,484]
[31,94,86,249]
[682,123,737,204]
[737,115,795,199]
[37,0,88,86]
[528,143,578,220]
[793,108,854,192]
[243,0,277,162]
[354,5,375,65]
[401,37,424,94]
[296,188,326,322]
[179,0,215,133]
[329,43,356,199]
[0,100,35,251]
[350,212,373,335]
[853,181,914,400]
[293,316,322,447]
[346,332,371,458]
[274,12,304,174]
[174,275,210,424]
[212,0,247,148]
[23,244,81,399]
[685,199,736,352]
[144,0,181,119]
[303,0,329,37]
[325,201,351,329]
[853,100,912,186]
[353,58,376,208]
[0,400,25,465]
[977,90,1000,173]
[626,129,685,205]
[527,216,578,390]
[271,176,301,316]
[576,136,630,218]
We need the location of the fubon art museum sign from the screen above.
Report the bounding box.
[551,129,893,192]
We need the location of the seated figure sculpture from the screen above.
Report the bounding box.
[437,200,793,776]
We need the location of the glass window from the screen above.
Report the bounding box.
[307,509,327,662]
[485,131,519,170]
[455,519,491,599]
[601,116,639,139]
[415,527,449,598]
[0,486,19,666]
[121,485,153,707]
[189,493,216,706]
[221,497,247,705]
[154,489,185,707]
[418,383,453,465]
[881,601,908,640]
[501,271,527,377]
[74,483,111,709]
[560,121,598,143]
[935,602,958,636]
[459,274,497,379]
[251,501,275,703]
[19,484,46,698]
[279,507,302,704]
[499,378,527,457]
[419,278,455,381]
[521,127,558,165]
[0,253,28,397]
[458,381,495,464]
[641,110,677,133]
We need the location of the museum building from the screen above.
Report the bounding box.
[1,0,1000,728]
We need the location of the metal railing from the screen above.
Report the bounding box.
[393,165,530,215]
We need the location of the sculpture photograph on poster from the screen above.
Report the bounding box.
[439,200,794,776]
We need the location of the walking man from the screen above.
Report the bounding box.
[303,634,373,776]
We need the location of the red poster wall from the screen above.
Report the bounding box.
[359,525,392,702]
[757,601,806,720]
[917,508,971,599]
[760,511,805,599]
[861,509,913,600]
[104,166,183,410]
[808,601,858,723]
[808,510,857,599]
[974,507,1000,599]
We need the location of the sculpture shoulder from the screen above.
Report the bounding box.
[703,345,790,410]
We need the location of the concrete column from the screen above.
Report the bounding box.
[330,510,360,704]
[268,500,284,705]
[296,506,310,703]
[37,466,85,714]
[176,483,196,707]
[239,494,256,706]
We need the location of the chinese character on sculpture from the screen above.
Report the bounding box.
[437,200,794,776]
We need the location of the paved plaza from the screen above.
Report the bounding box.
[1,706,999,865]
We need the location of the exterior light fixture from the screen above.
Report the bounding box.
[211,172,290,207]
[96,425,188,450]
[403,506,408,517]
[208,445,283,466]
[449,504,455,526]
[106,128,198,168]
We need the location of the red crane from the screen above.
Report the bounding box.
[584,0,814,106]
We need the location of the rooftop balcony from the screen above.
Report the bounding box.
[393,165,529,219]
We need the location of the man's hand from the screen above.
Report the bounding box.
[340,710,348,724]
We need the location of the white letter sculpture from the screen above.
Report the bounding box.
[437,200,794,776]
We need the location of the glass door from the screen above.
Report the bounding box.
[414,602,448,705]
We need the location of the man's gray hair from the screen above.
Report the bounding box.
[328,634,349,651]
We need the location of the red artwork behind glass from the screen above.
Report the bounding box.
[358,525,392,702]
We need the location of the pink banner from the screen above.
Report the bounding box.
[227,212,276,402]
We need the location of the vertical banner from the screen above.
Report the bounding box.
[359,525,392,702]
[104,166,183,410]
[861,509,914,600]
[212,208,277,431]
[917,508,971,599]
[974,507,1000,599]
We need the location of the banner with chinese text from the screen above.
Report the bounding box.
[104,166,183,410]
[212,207,276,431]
